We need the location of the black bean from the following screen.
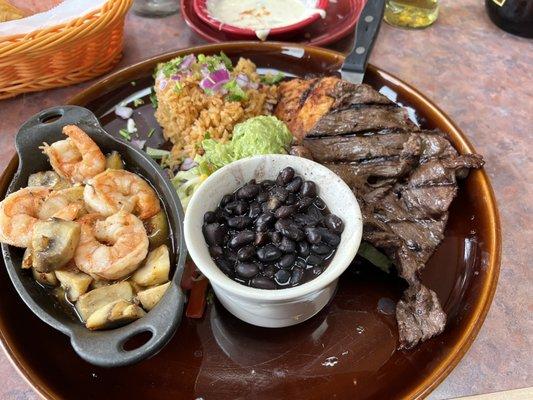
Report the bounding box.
[285,176,302,192]
[225,200,248,215]
[225,249,238,263]
[294,258,306,269]
[263,265,277,278]
[296,197,314,211]
[216,258,235,277]
[254,231,269,246]
[297,241,310,257]
[270,231,283,245]
[203,211,217,224]
[221,194,235,207]
[278,236,296,253]
[237,245,256,261]
[274,269,291,285]
[279,253,296,269]
[248,202,262,219]
[209,245,224,258]
[324,214,344,234]
[266,196,282,211]
[307,254,323,266]
[290,267,304,285]
[285,193,297,205]
[274,219,290,232]
[229,230,255,248]
[270,186,288,202]
[314,197,326,210]
[215,208,229,222]
[237,184,260,199]
[256,191,269,203]
[203,223,227,246]
[311,243,332,255]
[300,181,317,198]
[304,227,322,244]
[227,216,253,229]
[293,213,318,227]
[255,212,275,232]
[235,262,260,279]
[261,179,276,188]
[251,276,277,289]
[307,205,323,224]
[282,225,304,242]
[274,205,297,219]
[256,244,282,263]
[312,266,323,276]
[276,167,295,185]
[319,228,341,246]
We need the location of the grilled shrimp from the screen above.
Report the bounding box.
[84,169,161,220]
[38,186,86,221]
[0,187,51,247]
[75,211,149,280]
[41,125,105,184]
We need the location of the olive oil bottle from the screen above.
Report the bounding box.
[384,0,439,29]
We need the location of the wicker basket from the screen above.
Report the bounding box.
[0,0,132,100]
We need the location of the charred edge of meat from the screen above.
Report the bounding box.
[298,78,320,107]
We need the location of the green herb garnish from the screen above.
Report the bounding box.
[133,98,144,107]
[147,128,155,138]
[146,147,171,160]
[149,87,158,109]
[260,72,285,85]
[160,56,184,78]
[119,129,131,141]
[173,82,184,93]
[357,242,394,274]
[224,79,247,102]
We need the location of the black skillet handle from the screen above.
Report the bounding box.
[342,0,386,75]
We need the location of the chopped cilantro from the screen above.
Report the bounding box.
[219,52,233,70]
[119,129,131,141]
[173,82,184,93]
[198,52,233,72]
[160,56,184,78]
[149,87,158,109]
[260,72,285,85]
[133,98,144,107]
[223,79,247,102]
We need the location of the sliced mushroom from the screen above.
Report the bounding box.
[132,244,170,287]
[32,268,58,287]
[137,282,170,311]
[75,281,133,322]
[55,270,93,302]
[27,171,70,189]
[31,219,80,272]
[144,211,169,248]
[106,151,124,170]
[86,299,146,330]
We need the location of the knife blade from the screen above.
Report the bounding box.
[341,0,386,83]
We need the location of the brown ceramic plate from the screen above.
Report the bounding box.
[0,42,501,399]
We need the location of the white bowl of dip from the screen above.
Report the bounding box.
[194,0,329,41]
[184,154,362,328]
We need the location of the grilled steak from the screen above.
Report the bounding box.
[275,77,484,349]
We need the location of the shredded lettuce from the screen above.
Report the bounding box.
[171,155,213,209]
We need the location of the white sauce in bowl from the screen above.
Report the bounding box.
[206,0,326,40]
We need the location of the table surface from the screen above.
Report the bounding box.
[0,1,531,399]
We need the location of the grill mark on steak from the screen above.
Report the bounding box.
[276,76,485,349]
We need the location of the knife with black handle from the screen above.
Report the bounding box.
[341,0,386,83]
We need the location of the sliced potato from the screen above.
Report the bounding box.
[137,282,170,311]
[106,151,124,170]
[132,244,170,287]
[86,300,145,330]
[27,171,70,189]
[31,219,80,272]
[144,211,169,248]
[90,279,112,290]
[32,268,58,287]
[55,270,93,302]
[75,281,133,322]
[22,248,33,269]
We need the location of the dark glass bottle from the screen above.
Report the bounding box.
[485,0,533,38]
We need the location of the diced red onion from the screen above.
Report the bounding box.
[159,79,168,90]
[180,158,198,171]
[115,105,133,119]
[180,54,195,70]
[200,68,230,92]
[249,81,259,90]
[131,139,146,149]
[235,73,249,88]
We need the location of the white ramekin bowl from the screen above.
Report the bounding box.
[184,155,362,327]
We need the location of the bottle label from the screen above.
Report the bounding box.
[491,0,506,6]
